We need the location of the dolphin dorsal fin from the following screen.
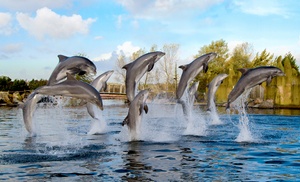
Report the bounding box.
[66,73,77,81]
[179,64,188,71]
[57,55,69,62]
[122,62,132,70]
[237,68,249,75]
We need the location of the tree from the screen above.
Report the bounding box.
[194,39,230,95]
[251,49,274,67]
[74,53,94,83]
[282,52,299,75]
[226,42,253,71]
[0,76,12,91]
[10,79,29,91]
[28,79,47,90]
[115,53,128,83]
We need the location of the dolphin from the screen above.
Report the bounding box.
[87,70,114,119]
[36,73,103,110]
[22,93,42,136]
[47,55,97,86]
[122,89,149,140]
[207,73,228,111]
[122,51,165,103]
[226,66,285,110]
[176,52,217,100]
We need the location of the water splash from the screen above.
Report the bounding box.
[207,103,224,125]
[177,90,207,136]
[230,89,257,142]
[87,105,107,135]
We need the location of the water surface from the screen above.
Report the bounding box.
[0,100,299,181]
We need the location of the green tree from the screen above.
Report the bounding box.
[74,53,94,83]
[226,42,253,71]
[0,76,12,91]
[251,49,274,67]
[28,79,48,90]
[10,79,29,91]
[282,52,299,75]
[194,39,229,95]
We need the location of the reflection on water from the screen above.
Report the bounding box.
[0,100,299,181]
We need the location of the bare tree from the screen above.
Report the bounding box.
[159,43,180,92]
[114,54,127,83]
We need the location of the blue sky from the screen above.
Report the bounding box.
[0,0,299,82]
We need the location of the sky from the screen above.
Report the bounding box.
[0,0,299,82]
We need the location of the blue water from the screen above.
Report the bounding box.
[0,100,299,181]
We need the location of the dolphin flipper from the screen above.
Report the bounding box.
[122,115,129,126]
[144,104,148,114]
[266,76,272,86]
[147,55,157,72]
[147,61,155,72]
[103,82,108,92]
[203,63,208,73]
[67,67,85,76]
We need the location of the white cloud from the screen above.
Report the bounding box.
[0,43,22,53]
[16,7,96,40]
[116,41,140,57]
[0,0,72,12]
[116,15,123,29]
[233,0,290,18]
[94,52,113,61]
[0,12,14,35]
[116,0,223,19]
[94,36,103,40]
[93,41,140,62]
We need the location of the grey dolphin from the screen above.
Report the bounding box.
[122,89,149,140]
[47,55,96,86]
[36,73,103,110]
[226,66,285,110]
[207,73,228,111]
[87,70,114,119]
[176,52,217,100]
[22,93,42,136]
[122,51,165,103]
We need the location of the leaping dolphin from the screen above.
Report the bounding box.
[226,66,285,110]
[122,51,165,103]
[35,73,103,110]
[87,70,114,119]
[176,52,217,100]
[47,55,96,86]
[122,89,149,140]
[207,73,228,111]
[22,93,42,136]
